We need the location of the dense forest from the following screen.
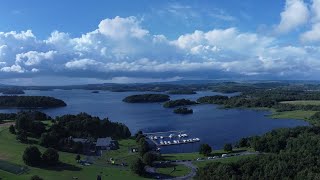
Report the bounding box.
[163,99,197,108]
[167,90,196,94]
[123,94,170,103]
[0,88,25,94]
[196,126,320,179]
[12,112,131,154]
[0,96,66,108]
[197,90,320,117]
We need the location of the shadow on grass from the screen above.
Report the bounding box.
[40,162,82,171]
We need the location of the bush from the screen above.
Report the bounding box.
[16,131,28,143]
[42,148,59,166]
[75,154,81,162]
[130,158,145,176]
[199,144,212,156]
[23,146,42,166]
[30,175,43,180]
[224,143,233,152]
[9,125,15,134]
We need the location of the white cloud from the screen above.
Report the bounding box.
[16,50,56,66]
[276,0,309,33]
[0,16,320,82]
[300,0,320,43]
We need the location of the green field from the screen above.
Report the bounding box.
[193,154,258,168]
[270,110,317,120]
[156,164,190,177]
[162,148,252,161]
[280,100,320,106]
[0,128,146,180]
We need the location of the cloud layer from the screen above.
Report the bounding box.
[2,0,320,84]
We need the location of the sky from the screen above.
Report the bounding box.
[0,0,320,85]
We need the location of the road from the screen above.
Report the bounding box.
[146,151,261,179]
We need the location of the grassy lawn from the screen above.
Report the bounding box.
[162,148,252,161]
[193,154,258,168]
[280,100,320,106]
[270,110,317,120]
[156,164,190,177]
[0,128,146,180]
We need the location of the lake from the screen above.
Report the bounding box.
[0,90,309,153]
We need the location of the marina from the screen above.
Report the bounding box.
[146,131,201,146]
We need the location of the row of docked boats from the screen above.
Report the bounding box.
[149,133,189,140]
[158,138,200,145]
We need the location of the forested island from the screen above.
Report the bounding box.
[0,96,66,108]
[123,94,170,103]
[173,107,193,114]
[167,90,196,94]
[0,88,25,95]
[91,91,99,93]
[163,99,197,108]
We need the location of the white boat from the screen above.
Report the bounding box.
[167,141,171,144]
[173,140,177,143]
[160,141,164,145]
[160,136,163,139]
[164,141,167,145]
[154,136,158,140]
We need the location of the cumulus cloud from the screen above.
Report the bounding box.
[276,0,309,33]
[300,0,320,43]
[1,16,320,83]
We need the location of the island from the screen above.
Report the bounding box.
[91,90,100,93]
[167,90,197,94]
[123,94,170,103]
[0,88,25,95]
[174,107,193,114]
[163,98,197,108]
[0,96,67,108]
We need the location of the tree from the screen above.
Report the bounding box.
[75,154,81,162]
[239,138,249,147]
[16,131,28,143]
[23,146,42,166]
[130,158,145,176]
[224,143,233,152]
[42,148,59,166]
[30,175,44,180]
[138,138,150,156]
[199,144,212,156]
[142,151,159,166]
[15,114,31,131]
[9,125,15,134]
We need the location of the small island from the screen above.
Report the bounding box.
[1,88,25,95]
[0,96,67,108]
[168,90,196,94]
[123,94,170,103]
[174,107,193,114]
[91,90,100,93]
[163,98,197,108]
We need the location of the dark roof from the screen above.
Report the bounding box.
[96,137,112,147]
[72,138,89,144]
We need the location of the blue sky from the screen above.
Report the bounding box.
[0,0,320,85]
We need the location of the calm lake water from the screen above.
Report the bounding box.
[0,90,309,153]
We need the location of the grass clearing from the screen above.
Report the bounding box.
[193,154,258,168]
[163,148,252,161]
[280,100,320,106]
[0,127,146,180]
[270,110,317,121]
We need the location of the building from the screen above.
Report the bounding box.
[96,137,118,150]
